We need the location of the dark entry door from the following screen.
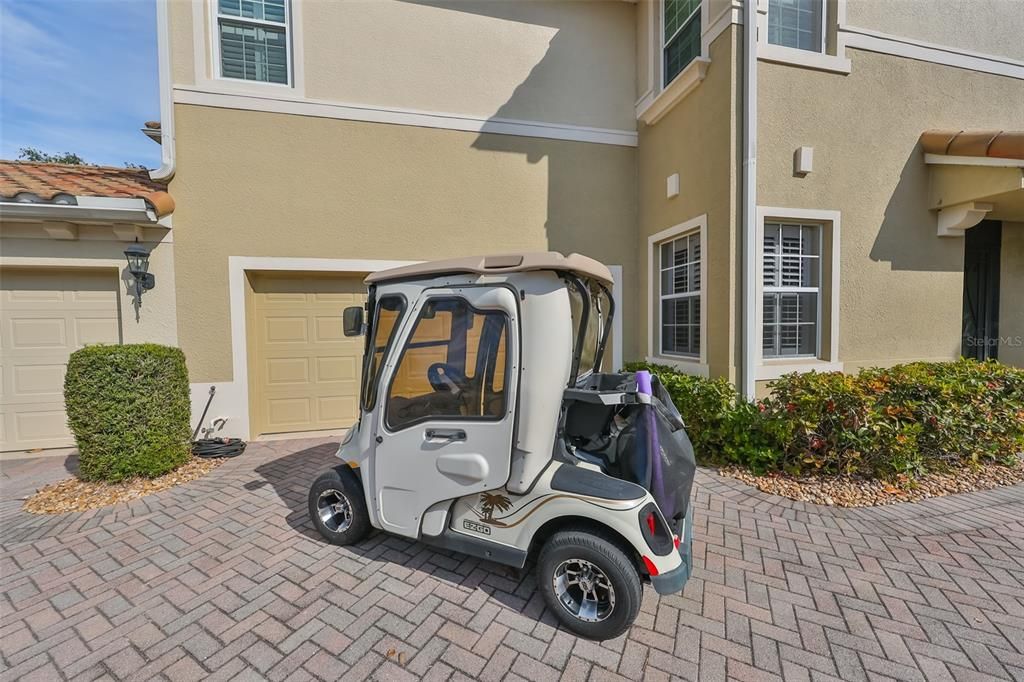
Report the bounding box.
[962,220,1002,360]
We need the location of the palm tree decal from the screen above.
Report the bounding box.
[477,493,513,526]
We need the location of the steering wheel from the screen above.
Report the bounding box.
[427,363,467,394]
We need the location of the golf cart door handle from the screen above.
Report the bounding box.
[424,428,467,442]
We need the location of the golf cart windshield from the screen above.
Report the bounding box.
[568,277,613,383]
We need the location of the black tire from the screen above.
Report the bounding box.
[537,529,642,641]
[308,467,371,546]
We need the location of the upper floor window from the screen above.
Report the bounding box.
[663,0,701,86]
[767,0,824,53]
[217,0,290,84]
[762,222,820,357]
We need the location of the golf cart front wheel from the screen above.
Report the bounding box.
[538,530,642,640]
[308,467,370,546]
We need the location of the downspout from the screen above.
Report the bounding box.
[740,0,758,399]
[150,0,176,182]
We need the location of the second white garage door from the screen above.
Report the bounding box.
[249,273,367,436]
[0,268,120,452]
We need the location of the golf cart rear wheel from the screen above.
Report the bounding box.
[308,467,370,546]
[538,530,642,640]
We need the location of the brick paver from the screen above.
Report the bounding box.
[2,439,1023,680]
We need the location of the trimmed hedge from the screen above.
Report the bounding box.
[65,344,192,482]
[626,359,1024,479]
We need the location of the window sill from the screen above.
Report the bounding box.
[758,44,851,74]
[755,359,844,380]
[645,355,709,378]
[636,57,711,126]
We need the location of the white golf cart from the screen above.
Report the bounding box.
[308,253,695,640]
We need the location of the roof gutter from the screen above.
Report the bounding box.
[150,0,176,182]
[740,0,758,399]
[0,197,159,224]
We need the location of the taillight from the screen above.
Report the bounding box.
[638,502,674,556]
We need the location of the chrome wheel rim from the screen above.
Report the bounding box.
[552,558,616,623]
[317,489,353,533]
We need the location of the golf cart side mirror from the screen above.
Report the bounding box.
[342,306,364,336]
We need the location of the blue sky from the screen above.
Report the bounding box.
[0,0,161,168]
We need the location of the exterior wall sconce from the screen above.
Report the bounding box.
[124,241,155,303]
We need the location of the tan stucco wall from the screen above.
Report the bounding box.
[170,103,637,382]
[1001,223,1024,368]
[169,0,195,86]
[636,28,739,379]
[172,0,637,132]
[758,49,1024,372]
[0,231,179,346]
[845,0,1024,62]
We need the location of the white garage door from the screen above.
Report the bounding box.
[249,273,367,436]
[0,269,120,453]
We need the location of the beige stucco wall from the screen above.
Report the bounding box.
[172,0,637,132]
[845,0,1024,62]
[1001,223,1024,368]
[636,28,739,379]
[758,49,1024,372]
[170,103,637,383]
[0,229,179,346]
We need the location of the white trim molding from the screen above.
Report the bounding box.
[839,26,1024,80]
[174,87,639,147]
[637,57,711,125]
[646,215,709,378]
[925,154,1024,168]
[609,264,625,372]
[754,207,842,380]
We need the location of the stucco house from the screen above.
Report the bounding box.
[0,163,177,451]
[1,0,1022,452]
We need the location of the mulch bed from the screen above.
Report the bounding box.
[719,456,1024,507]
[23,457,224,515]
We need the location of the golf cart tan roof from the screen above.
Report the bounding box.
[365,252,613,286]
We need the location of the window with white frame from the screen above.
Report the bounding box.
[762,222,820,358]
[216,0,290,84]
[663,0,701,86]
[767,0,824,53]
[659,231,701,356]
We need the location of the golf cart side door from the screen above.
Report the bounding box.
[373,285,519,538]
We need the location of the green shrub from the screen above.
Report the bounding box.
[65,344,192,482]
[625,359,1024,480]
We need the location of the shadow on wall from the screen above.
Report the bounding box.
[870,144,964,273]
[398,1,638,360]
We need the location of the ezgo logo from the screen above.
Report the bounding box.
[463,519,491,535]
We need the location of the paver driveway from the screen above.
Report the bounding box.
[2,438,1024,681]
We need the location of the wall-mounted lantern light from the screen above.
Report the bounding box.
[124,240,155,303]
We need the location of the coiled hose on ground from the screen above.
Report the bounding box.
[191,386,247,458]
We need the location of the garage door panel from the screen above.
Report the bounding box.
[266,397,312,427]
[250,273,366,435]
[264,317,309,344]
[13,364,65,397]
[316,356,357,382]
[10,318,68,348]
[1,268,119,452]
[266,357,310,385]
[76,318,120,345]
[317,395,355,423]
[314,316,344,342]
